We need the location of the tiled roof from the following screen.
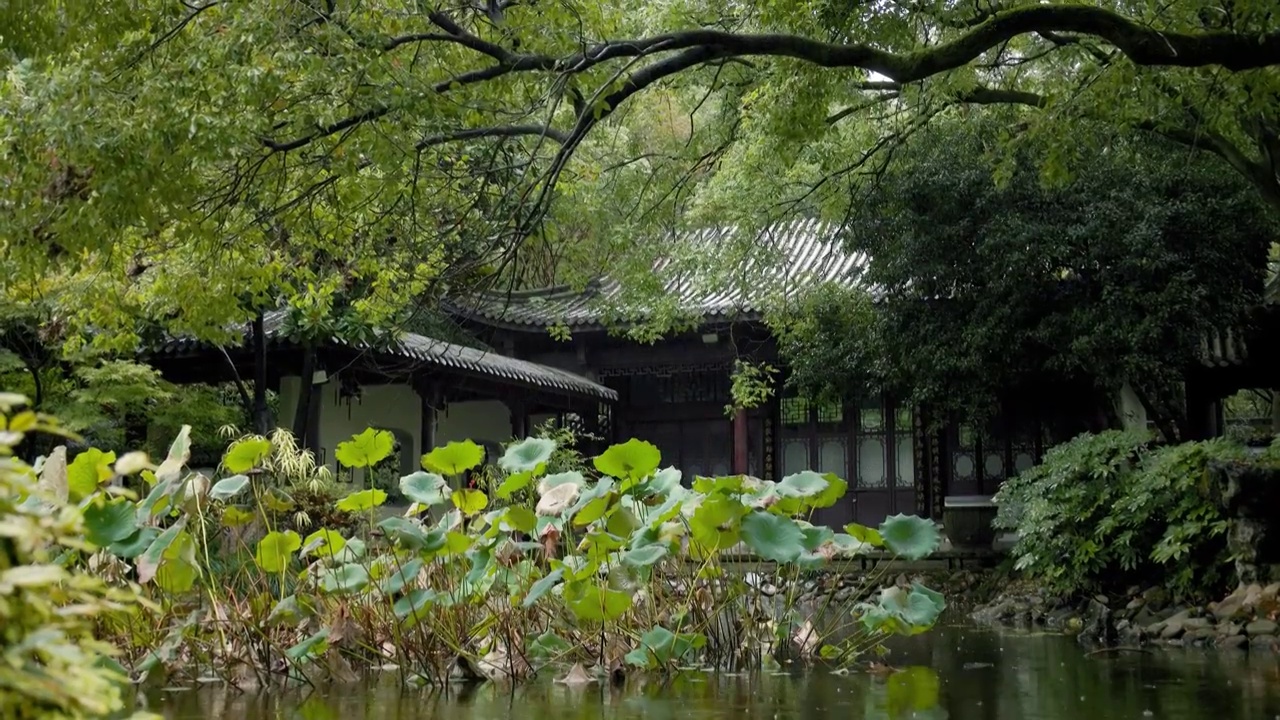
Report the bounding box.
[152,310,617,402]
[449,218,868,330]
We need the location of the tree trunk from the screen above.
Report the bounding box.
[1271,388,1279,435]
[292,345,316,448]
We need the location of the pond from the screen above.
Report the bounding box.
[139,623,1280,720]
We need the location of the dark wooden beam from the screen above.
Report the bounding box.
[732,406,748,475]
[251,312,271,434]
[420,383,440,454]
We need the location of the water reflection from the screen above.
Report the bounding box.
[143,624,1280,720]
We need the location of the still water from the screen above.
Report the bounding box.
[142,623,1280,720]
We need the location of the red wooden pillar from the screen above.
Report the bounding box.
[732,407,748,475]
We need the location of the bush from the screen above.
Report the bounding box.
[0,395,154,720]
[994,430,1244,600]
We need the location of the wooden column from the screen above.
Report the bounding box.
[251,312,271,434]
[508,399,528,439]
[732,407,748,475]
[420,384,439,454]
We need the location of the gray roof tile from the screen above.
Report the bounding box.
[154,310,616,401]
[452,218,868,329]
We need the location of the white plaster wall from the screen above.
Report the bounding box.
[277,375,301,431]
[276,376,514,473]
[435,400,512,447]
[315,381,422,473]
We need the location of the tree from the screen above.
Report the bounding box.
[774,122,1275,440]
[2,1,1278,348]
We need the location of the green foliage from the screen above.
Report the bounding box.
[334,428,394,469]
[782,123,1275,433]
[422,440,485,476]
[726,359,777,417]
[995,431,1246,598]
[0,396,153,720]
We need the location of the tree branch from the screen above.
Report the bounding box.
[416,125,569,150]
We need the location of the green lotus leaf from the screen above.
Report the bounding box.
[255,530,302,574]
[421,440,485,476]
[639,467,682,497]
[496,470,535,499]
[442,531,472,555]
[605,506,640,537]
[593,439,661,481]
[83,496,138,547]
[267,595,307,625]
[220,506,255,528]
[394,589,437,620]
[399,471,449,505]
[301,529,346,559]
[621,544,667,568]
[503,506,537,534]
[335,488,387,513]
[67,448,116,501]
[844,522,885,547]
[318,563,370,595]
[208,474,251,502]
[522,567,565,608]
[776,471,829,499]
[222,438,271,474]
[335,428,395,469]
[573,495,613,527]
[378,558,424,595]
[451,488,488,516]
[136,517,188,584]
[879,514,940,560]
[332,536,367,563]
[567,584,632,622]
[809,473,849,509]
[740,511,806,563]
[286,629,330,661]
[155,555,199,594]
[499,437,556,473]
[109,526,159,559]
[830,532,874,556]
[527,630,572,660]
[800,523,835,551]
[689,495,745,553]
[375,517,427,550]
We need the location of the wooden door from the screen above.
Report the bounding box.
[779,394,921,529]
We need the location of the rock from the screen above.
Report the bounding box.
[1245,619,1278,636]
[1142,587,1170,610]
[1241,583,1264,610]
[1264,582,1280,601]
[1217,621,1243,637]
[760,584,778,597]
[1160,621,1187,640]
[1182,617,1212,632]
[1080,598,1115,645]
[1217,634,1248,650]
[1249,633,1276,649]
[1125,597,1146,612]
[1184,628,1215,645]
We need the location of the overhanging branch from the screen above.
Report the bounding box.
[416,125,569,150]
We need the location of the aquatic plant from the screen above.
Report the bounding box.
[19,408,945,688]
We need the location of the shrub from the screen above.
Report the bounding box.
[994,430,1245,600]
[0,394,154,720]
